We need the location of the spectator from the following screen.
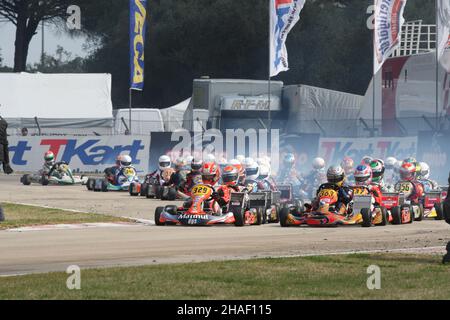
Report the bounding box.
[0,110,13,174]
[21,127,28,136]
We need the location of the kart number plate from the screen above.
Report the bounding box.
[192,185,211,196]
[353,187,369,195]
[124,168,135,176]
[318,189,337,199]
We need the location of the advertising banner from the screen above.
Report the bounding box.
[270,0,306,77]
[438,0,450,71]
[374,0,408,74]
[8,136,150,173]
[130,0,148,90]
[279,133,320,174]
[318,137,417,166]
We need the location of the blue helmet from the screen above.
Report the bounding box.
[284,153,295,165]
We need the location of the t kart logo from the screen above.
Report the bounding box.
[10,139,146,166]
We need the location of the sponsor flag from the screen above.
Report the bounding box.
[270,0,306,77]
[373,0,408,74]
[130,0,148,91]
[437,0,450,71]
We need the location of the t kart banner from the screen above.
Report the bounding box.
[8,136,150,173]
[318,137,417,165]
[280,133,320,174]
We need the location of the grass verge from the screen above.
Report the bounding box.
[0,203,131,230]
[1,253,449,300]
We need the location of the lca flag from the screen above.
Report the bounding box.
[130,0,147,91]
[374,0,408,74]
[270,0,306,78]
[437,0,450,72]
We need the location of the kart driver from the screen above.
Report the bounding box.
[384,156,398,186]
[104,155,123,183]
[41,151,56,176]
[301,157,327,198]
[257,162,277,191]
[417,162,439,192]
[145,155,172,186]
[114,155,135,184]
[165,158,189,199]
[311,165,354,215]
[229,159,246,186]
[397,162,424,204]
[341,157,355,184]
[212,165,242,211]
[185,158,203,192]
[278,153,302,186]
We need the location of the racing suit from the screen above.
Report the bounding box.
[166,169,189,199]
[313,183,354,215]
[185,170,202,192]
[0,116,13,174]
[104,165,121,183]
[396,180,424,204]
[302,169,327,198]
[258,177,277,191]
[419,179,440,193]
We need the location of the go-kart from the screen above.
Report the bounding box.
[248,190,281,224]
[155,184,262,226]
[421,191,445,220]
[381,192,414,224]
[277,184,305,216]
[21,162,87,186]
[279,184,384,228]
[86,167,139,192]
[128,174,178,199]
[395,181,425,221]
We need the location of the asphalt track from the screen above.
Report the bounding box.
[0,175,449,276]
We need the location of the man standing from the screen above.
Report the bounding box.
[0,113,14,175]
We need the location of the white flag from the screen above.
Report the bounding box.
[437,0,450,71]
[374,0,408,74]
[270,0,306,78]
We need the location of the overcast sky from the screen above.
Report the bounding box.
[0,20,88,67]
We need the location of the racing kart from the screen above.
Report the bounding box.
[395,181,426,222]
[279,184,386,228]
[421,191,445,220]
[86,167,139,192]
[155,184,262,226]
[128,175,177,200]
[21,162,87,186]
[248,190,281,224]
[381,192,414,224]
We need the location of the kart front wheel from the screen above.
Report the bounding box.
[232,207,245,227]
[41,176,49,186]
[140,183,149,197]
[279,207,290,227]
[21,174,32,186]
[434,203,444,221]
[378,207,388,226]
[129,183,139,197]
[414,203,424,222]
[361,208,372,228]
[101,179,108,192]
[155,207,165,226]
[86,178,94,191]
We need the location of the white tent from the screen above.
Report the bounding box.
[0,73,114,135]
[160,98,191,131]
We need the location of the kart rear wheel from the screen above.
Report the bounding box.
[140,183,149,197]
[434,203,444,221]
[402,205,414,224]
[279,207,290,227]
[361,208,372,228]
[101,179,108,192]
[155,186,163,199]
[391,206,401,225]
[232,207,245,227]
[155,207,165,226]
[255,208,263,225]
[86,178,94,191]
[378,207,388,226]
[414,203,424,221]
[21,174,32,186]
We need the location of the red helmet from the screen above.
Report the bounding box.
[354,165,372,186]
[201,162,220,185]
[222,165,239,186]
[341,157,354,174]
[399,162,416,181]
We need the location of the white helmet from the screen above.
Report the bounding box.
[312,157,326,170]
[386,157,397,169]
[394,160,403,173]
[229,159,241,166]
[243,157,255,169]
[191,157,203,171]
[205,153,216,163]
[236,155,245,164]
[120,155,132,167]
[419,162,430,179]
[258,163,271,180]
[245,162,260,181]
[185,155,194,164]
[159,155,172,171]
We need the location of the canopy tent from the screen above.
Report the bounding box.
[0,73,114,135]
[160,98,191,131]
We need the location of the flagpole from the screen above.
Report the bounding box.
[268,0,272,132]
[436,0,440,132]
[129,88,132,135]
[372,0,376,138]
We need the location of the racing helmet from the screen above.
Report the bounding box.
[201,162,220,185]
[174,158,186,170]
[115,155,122,166]
[236,155,246,164]
[205,153,216,163]
[385,157,397,170]
[222,165,239,186]
[191,158,203,172]
[354,165,372,186]
[312,157,326,170]
[120,155,132,167]
[399,162,416,181]
[245,162,260,181]
[327,165,346,186]
[341,157,354,174]
[258,163,271,180]
[243,157,255,169]
[283,153,295,165]
[419,162,430,180]
[229,159,245,180]
[394,160,403,174]
[370,159,385,184]
[361,156,373,166]
[44,151,55,166]
[403,157,417,165]
[159,155,172,171]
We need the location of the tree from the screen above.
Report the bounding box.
[0,0,79,72]
[29,45,85,73]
